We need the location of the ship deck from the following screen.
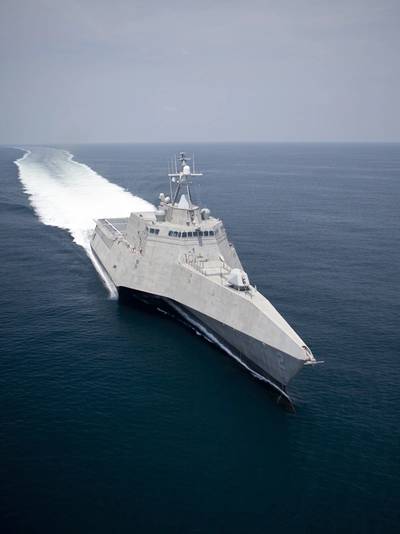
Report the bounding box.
[180,258,311,352]
[97,218,128,237]
[181,257,255,297]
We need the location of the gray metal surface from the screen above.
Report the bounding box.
[90,153,316,394]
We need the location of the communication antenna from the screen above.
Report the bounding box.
[167,151,203,208]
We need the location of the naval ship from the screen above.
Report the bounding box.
[91,153,316,406]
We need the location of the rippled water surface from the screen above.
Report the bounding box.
[1,143,399,533]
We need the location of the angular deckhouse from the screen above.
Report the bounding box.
[91,152,316,405]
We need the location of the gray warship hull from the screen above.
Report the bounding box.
[91,211,315,402]
[91,152,315,403]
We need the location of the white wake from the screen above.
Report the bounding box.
[15,146,155,298]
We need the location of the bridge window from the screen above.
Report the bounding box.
[166,230,217,238]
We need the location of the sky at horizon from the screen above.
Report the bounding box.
[1,0,399,144]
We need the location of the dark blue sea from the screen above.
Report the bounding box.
[0,143,399,533]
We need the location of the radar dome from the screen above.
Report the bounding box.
[201,208,210,220]
[227,269,250,291]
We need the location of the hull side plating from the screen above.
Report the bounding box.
[118,286,296,408]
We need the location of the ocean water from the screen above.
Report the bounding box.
[0,143,399,533]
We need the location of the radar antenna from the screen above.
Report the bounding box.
[168,152,203,207]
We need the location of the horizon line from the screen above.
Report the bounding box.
[2,140,400,147]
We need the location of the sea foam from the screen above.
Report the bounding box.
[15,147,155,298]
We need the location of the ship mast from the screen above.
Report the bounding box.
[168,152,202,208]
